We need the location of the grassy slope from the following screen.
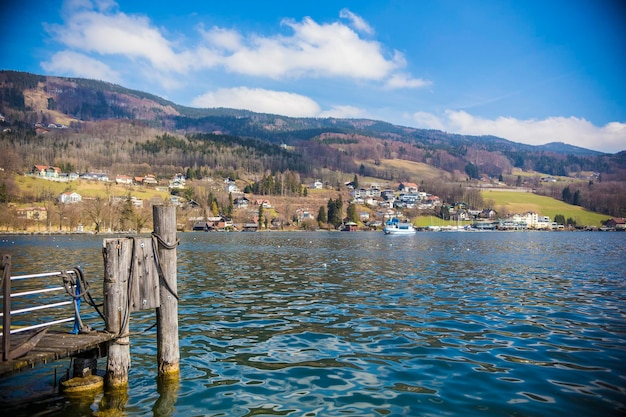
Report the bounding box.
[358,158,451,182]
[13,174,171,204]
[480,189,609,227]
[9,173,610,228]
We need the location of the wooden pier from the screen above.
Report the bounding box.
[1,206,180,389]
[0,330,115,378]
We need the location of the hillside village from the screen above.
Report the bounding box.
[5,162,622,234]
[1,72,624,232]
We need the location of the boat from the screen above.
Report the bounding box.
[383,218,416,234]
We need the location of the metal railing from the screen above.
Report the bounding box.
[1,254,81,360]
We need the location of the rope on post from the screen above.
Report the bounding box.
[151,232,180,301]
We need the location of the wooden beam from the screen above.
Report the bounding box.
[103,238,132,388]
[153,206,180,378]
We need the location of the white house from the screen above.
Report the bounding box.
[225,182,240,193]
[115,175,133,185]
[59,191,82,204]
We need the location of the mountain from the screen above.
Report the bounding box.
[535,142,603,156]
[0,70,624,182]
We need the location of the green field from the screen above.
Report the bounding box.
[12,174,171,204]
[480,189,609,227]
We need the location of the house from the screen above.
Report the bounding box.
[398,182,419,193]
[172,173,186,183]
[31,165,61,178]
[225,182,240,193]
[295,208,315,222]
[468,209,481,218]
[59,191,82,204]
[205,216,233,231]
[381,190,395,201]
[341,221,358,232]
[234,197,250,208]
[242,223,259,232]
[450,210,470,221]
[504,212,552,230]
[116,175,134,185]
[31,165,48,176]
[169,173,186,189]
[192,221,208,231]
[142,175,158,185]
[364,197,378,206]
[16,206,47,221]
[605,218,626,230]
[256,199,272,208]
[79,172,109,182]
[130,196,143,208]
[479,209,497,219]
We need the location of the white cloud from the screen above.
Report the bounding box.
[385,73,431,89]
[44,2,427,89]
[191,87,321,117]
[41,50,120,82]
[48,3,189,73]
[201,27,242,51]
[411,110,626,153]
[411,111,446,130]
[339,8,374,35]
[318,105,368,119]
[220,17,398,80]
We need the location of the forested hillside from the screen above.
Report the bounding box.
[1,70,625,218]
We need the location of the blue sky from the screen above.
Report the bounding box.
[2,0,625,153]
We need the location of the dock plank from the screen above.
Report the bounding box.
[0,331,115,377]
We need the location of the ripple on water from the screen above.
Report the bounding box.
[1,231,625,416]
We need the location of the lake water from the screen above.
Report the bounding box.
[0,231,625,416]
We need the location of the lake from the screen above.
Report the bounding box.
[1,231,625,416]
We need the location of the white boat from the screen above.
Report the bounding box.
[383,218,416,234]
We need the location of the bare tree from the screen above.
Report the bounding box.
[84,196,106,233]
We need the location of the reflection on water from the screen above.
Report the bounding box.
[1,232,625,416]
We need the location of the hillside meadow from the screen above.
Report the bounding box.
[4,173,611,230]
[358,158,452,183]
[11,174,171,203]
[480,189,609,227]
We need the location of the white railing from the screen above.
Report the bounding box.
[1,255,81,360]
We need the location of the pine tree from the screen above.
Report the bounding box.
[347,203,358,223]
[227,192,233,216]
[258,204,264,228]
[327,195,343,228]
[317,205,327,225]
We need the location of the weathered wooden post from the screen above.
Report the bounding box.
[103,238,132,388]
[153,205,180,378]
[2,254,11,361]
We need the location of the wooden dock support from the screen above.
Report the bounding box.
[103,238,132,388]
[153,205,180,378]
[102,205,179,388]
[2,254,11,362]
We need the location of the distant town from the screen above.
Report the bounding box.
[3,163,622,234]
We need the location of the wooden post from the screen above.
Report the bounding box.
[2,254,11,361]
[103,238,132,388]
[153,205,180,377]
